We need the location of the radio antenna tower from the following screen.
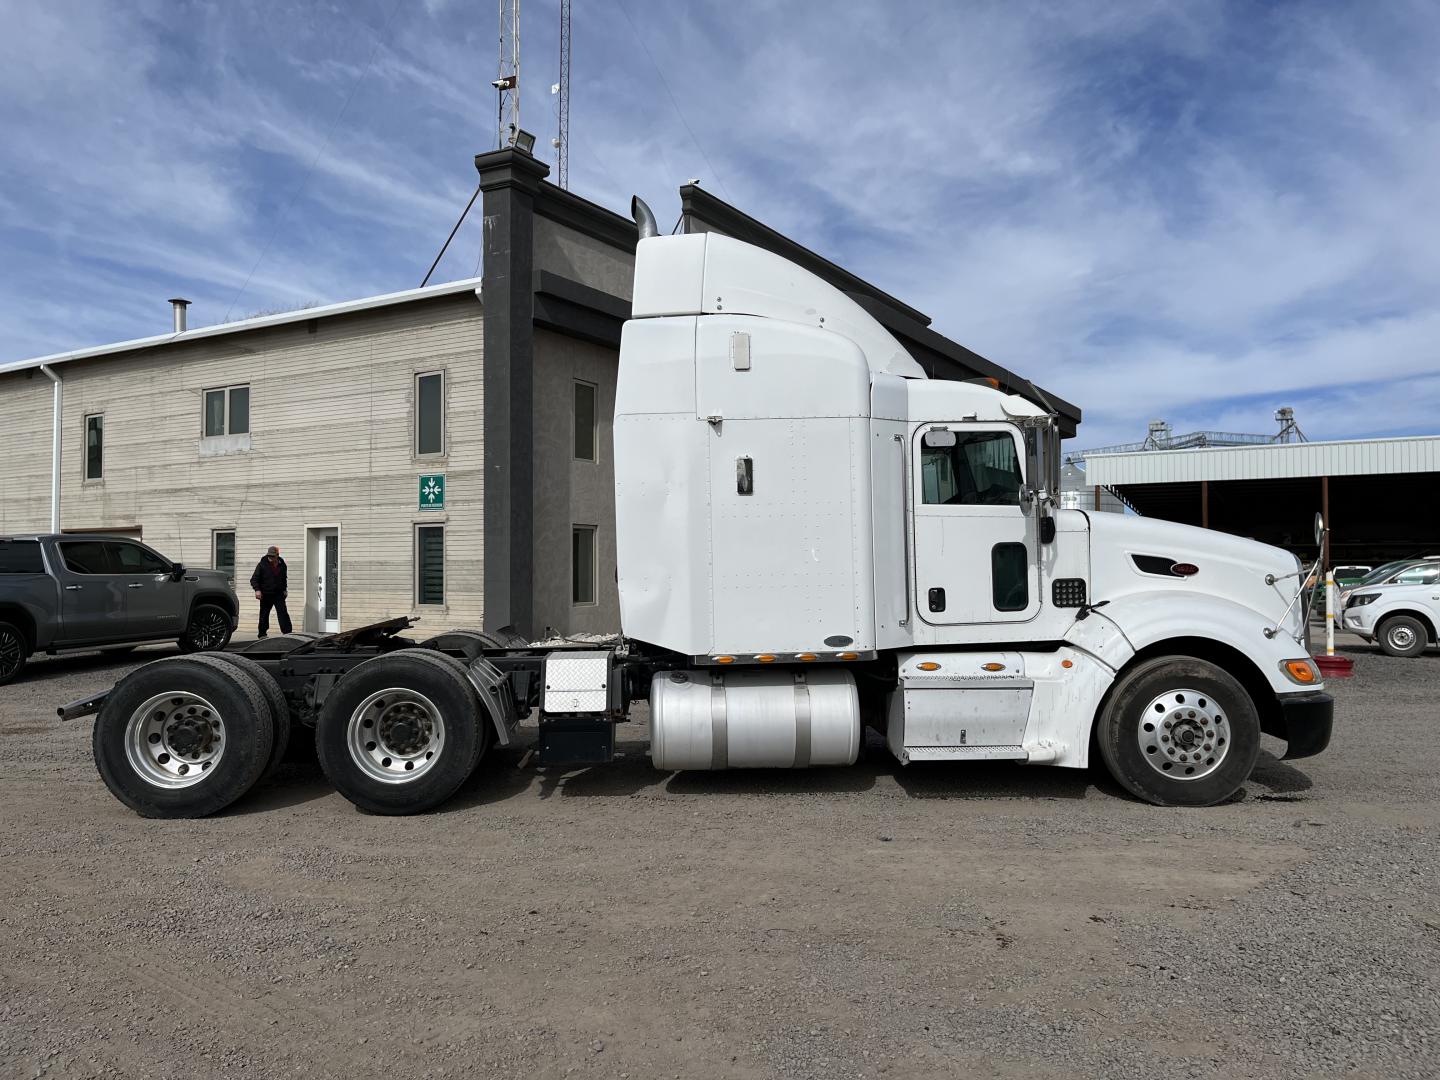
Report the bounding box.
[493,0,520,148]
[554,0,571,187]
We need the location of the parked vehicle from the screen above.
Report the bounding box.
[1341,562,1440,656]
[64,202,1333,818]
[1337,557,1440,608]
[0,534,237,684]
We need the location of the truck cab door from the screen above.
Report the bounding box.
[107,541,185,636]
[53,540,128,643]
[910,424,1040,626]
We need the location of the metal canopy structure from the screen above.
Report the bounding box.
[1085,435,1440,566]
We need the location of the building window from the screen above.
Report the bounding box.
[212,530,236,584]
[572,525,596,605]
[203,385,250,436]
[84,414,103,480]
[573,380,597,461]
[416,524,445,605]
[416,371,444,456]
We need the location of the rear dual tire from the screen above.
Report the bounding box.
[93,654,275,818]
[315,650,491,815]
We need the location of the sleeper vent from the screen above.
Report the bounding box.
[1051,578,1087,608]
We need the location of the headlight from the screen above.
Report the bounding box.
[1346,593,1379,608]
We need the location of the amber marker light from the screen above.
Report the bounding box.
[715,656,735,664]
[1281,659,1318,684]
[756,654,776,663]
[796,653,818,661]
[981,662,1005,672]
[917,661,941,671]
[1061,659,1074,669]
[839,652,859,661]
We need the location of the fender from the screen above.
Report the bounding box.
[1096,589,1309,695]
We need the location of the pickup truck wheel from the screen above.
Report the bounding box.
[179,604,234,653]
[93,655,275,818]
[204,652,291,775]
[0,621,28,686]
[316,650,488,815]
[1097,656,1261,807]
[1377,615,1428,658]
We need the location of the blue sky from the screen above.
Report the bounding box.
[2,0,1437,449]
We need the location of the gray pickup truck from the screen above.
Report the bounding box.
[0,534,238,685]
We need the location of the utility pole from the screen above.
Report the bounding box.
[494,0,520,148]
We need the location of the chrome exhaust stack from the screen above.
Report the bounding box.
[632,196,659,240]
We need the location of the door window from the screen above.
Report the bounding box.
[108,542,170,574]
[59,541,113,574]
[0,540,44,574]
[920,431,1023,506]
[1394,566,1440,585]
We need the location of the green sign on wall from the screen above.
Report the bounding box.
[418,473,446,511]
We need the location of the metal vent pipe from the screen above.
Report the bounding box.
[169,298,191,334]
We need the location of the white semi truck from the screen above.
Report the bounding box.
[67,198,1333,817]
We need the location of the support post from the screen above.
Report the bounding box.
[1200,480,1209,529]
[40,364,62,533]
[1092,485,1100,512]
[1320,475,1330,571]
[1325,570,1336,657]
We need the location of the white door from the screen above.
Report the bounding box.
[307,528,340,632]
[911,424,1040,626]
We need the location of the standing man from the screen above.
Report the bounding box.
[249,545,293,638]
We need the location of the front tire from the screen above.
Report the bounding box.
[1377,615,1428,658]
[0,621,28,686]
[93,654,275,818]
[179,604,234,653]
[316,650,489,815]
[1097,656,1261,807]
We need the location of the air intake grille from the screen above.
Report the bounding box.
[1052,578,1088,608]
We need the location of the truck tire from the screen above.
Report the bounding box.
[93,654,275,818]
[1096,656,1261,808]
[204,651,292,775]
[315,649,489,815]
[178,604,234,654]
[0,621,28,686]
[1377,615,1428,658]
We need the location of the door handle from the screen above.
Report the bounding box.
[65,584,83,591]
[127,583,145,589]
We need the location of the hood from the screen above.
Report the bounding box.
[1087,512,1305,640]
[192,567,238,590]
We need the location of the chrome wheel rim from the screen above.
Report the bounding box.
[347,688,445,784]
[188,610,229,650]
[0,627,22,679]
[1136,687,1229,781]
[125,692,226,788]
[1387,624,1416,650]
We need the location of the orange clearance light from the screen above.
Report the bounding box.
[982,662,1005,672]
[715,656,735,665]
[756,654,776,663]
[796,653,818,661]
[917,661,941,671]
[1061,659,1074,669]
[839,652,859,661]
[1283,659,1318,684]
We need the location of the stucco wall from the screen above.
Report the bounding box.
[533,216,635,301]
[531,329,621,635]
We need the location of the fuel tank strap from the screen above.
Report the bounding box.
[709,673,728,769]
[793,672,812,767]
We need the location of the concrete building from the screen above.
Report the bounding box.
[1084,434,1440,566]
[0,148,1078,639]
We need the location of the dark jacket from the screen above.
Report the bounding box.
[249,556,288,596]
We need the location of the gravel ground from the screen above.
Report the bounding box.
[1,635,1436,1080]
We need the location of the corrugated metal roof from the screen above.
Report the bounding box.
[0,278,483,377]
[1085,435,1440,486]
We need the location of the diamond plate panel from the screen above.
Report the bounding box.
[543,651,611,714]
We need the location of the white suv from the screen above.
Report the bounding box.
[1341,562,1440,657]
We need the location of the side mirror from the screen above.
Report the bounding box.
[1018,485,1036,513]
[170,563,186,581]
